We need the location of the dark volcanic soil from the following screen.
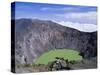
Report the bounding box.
[15,57,97,73]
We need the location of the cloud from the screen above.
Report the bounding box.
[56,11,97,24]
[40,7,63,11]
[64,12,97,20]
[40,7,81,11]
[58,21,97,32]
[40,7,97,32]
[40,7,51,11]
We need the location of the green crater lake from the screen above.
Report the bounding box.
[34,49,82,65]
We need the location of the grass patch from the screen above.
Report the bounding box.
[34,49,82,65]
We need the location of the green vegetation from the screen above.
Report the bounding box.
[34,49,82,65]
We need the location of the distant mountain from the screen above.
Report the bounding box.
[11,19,97,65]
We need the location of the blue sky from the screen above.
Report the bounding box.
[12,2,97,32]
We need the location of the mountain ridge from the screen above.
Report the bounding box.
[15,18,97,33]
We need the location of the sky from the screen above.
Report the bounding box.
[12,2,97,32]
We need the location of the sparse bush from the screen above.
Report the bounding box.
[23,64,31,67]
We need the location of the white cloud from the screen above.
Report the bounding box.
[56,11,97,24]
[40,7,97,32]
[58,21,97,32]
[40,7,51,11]
[65,12,97,20]
[40,7,78,11]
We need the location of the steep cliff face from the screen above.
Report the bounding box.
[12,19,97,64]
